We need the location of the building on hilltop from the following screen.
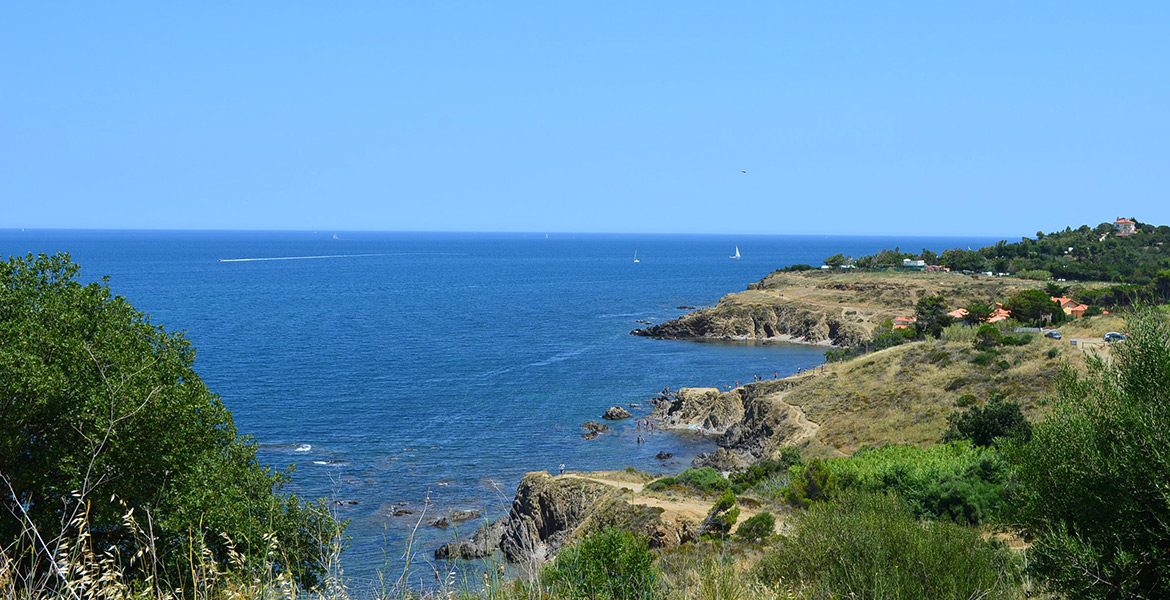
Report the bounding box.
[892,316,917,329]
[901,258,926,271]
[1115,217,1137,236]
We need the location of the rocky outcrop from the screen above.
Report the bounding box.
[603,406,633,420]
[581,421,610,440]
[500,473,614,563]
[437,471,699,564]
[434,519,506,560]
[631,300,866,347]
[652,380,819,469]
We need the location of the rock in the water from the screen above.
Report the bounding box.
[450,509,482,523]
[429,517,450,528]
[581,421,610,440]
[435,520,506,560]
[655,451,674,460]
[603,406,633,420]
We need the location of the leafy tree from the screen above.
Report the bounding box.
[823,253,847,267]
[942,397,1032,447]
[1044,281,1070,297]
[0,253,336,588]
[1004,289,1065,326]
[1010,308,1170,598]
[919,249,939,264]
[914,295,954,339]
[939,248,987,272]
[542,527,658,600]
[963,302,994,325]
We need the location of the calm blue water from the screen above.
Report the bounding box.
[1,230,1000,584]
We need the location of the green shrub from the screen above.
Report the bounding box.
[943,397,1032,447]
[701,490,740,538]
[996,359,1011,370]
[1046,347,1060,359]
[1083,304,1104,317]
[676,467,731,493]
[972,350,998,366]
[734,511,775,544]
[644,477,676,491]
[542,527,658,600]
[785,443,1009,524]
[729,447,802,492]
[646,468,730,494]
[1010,308,1170,598]
[783,458,838,509]
[824,347,853,363]
[754,491,1021,599]
[974,324,1003,350]
[955,394,978,407]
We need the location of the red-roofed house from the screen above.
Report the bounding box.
[1115,217,1137,236]
[987,303,1012,323]
[892,316,917,330]
[947,308,969,320]
[1051,296,1090,318]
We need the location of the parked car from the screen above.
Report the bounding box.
[1044,331,1062,339]
[1104,332,1128,342]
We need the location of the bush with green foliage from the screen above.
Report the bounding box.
[728,447,802,493]
[755,491,1021,599]
[542,527,658,600]
[0,253,336,588]
[779,263,814,272]
[734,511,774,544]
[646,467,730,494]
[783,458,838,509]
[914,295,955,339]
[1010,307,1170,598]
[700,489,740,538]
[784,443,1008,524]
[944,397,1032,447]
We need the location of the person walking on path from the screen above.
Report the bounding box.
[559,463,565,476]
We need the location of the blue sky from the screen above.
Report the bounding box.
[3,2,1168,235]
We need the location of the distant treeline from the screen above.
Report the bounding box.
[855,220,1170,283]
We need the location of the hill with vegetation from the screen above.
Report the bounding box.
[856,218,1170,293]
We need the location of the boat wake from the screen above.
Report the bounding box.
[217,253,392,262]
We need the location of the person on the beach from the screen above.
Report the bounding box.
[559,463,564,475]
[774,371,778,379]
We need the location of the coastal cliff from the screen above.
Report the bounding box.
[632,270,1044,346]
[437,470,696,564]
[632,300,866,347]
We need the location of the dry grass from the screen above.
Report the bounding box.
[781,333,1088,455]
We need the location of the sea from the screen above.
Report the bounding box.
[1,230,1002,587]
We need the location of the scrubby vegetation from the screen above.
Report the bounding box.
[755,491,1022,599]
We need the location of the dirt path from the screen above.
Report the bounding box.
[560,474,773,532]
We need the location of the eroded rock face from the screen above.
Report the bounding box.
[603,406,633,420]
[438,471,701,565]
[631,301,865,347]
[651,380,816,468]
[434,520,505,560]
[499,473,614,563]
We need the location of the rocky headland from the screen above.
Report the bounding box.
[632,270,1045,346]
[435,470,697,564]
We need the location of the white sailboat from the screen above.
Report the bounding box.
[633,250,640,263]
[730,246,741,259]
